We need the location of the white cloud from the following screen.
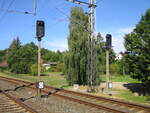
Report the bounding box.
[112,35,125,54]
[117,27,134,34]
[44,27,132,53]
[97,27,134,54]
[45,39,68,51]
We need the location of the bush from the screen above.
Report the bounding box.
[0,67,7,72]
[146,95,150,103]
[30,64,37,75]
[99,64,105,74]
[30,64,46,76]
[110,63,121,75]
[48,63,64,72]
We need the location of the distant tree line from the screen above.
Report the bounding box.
[0,37,64,74]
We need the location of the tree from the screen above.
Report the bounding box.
[18,42,38,73]
[42,49,63,63]
[7,37,21,73]
[64,7,89,85]
[7,38,38,74]
[96,33,116,74]
[124,9,150,86]
[0,50,7,62]
[96,33,106,74]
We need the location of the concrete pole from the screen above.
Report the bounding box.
[106,50,109,92]
[37,40,41,98]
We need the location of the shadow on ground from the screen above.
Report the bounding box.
[123,83,150,96]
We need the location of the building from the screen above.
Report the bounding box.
[43,62,57,70]
[115,52,124,60]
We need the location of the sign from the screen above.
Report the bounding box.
[73,84,79,90]
[108,82,112,89]
[38,81,44,89]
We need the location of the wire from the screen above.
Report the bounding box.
[0,0,16,23]
[0,0,36,22]
[56,7,90,33]
[47,0,68,18]
[96,0,103,5]
[0,8,34,15]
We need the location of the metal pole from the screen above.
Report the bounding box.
[88,0,96,89]
[34,0,37,16]
[106,50,109,91]
[37,40,41,98]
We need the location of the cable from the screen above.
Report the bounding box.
[47,0,68,18]
[96,0,103,5]
[0,0,16,23]
[0,8,34,15]
[56,7,90,33]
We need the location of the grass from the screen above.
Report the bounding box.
[117,90,148,104]
[0,72,69,88]
[100,74,140,83]
[0,71,149,104]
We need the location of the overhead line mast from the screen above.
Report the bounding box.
[34,0,37,16]
[66,0,98,90]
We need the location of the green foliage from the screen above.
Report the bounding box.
[96,33,106,74]
[3,36,64,74]
[0,50,7,62]
[30,64,46,76]
[49,63,63,72]
[124,9,150,86]
[7,37,37,74]
[64,8,116,85]
[110,63,121,75]
[64,7,89,85]
[146,95,150,103]
[42,49,63,63]
[0,67,7,72]
[30,64,38,75]
[96,33,116,75]
[7,37,22,73]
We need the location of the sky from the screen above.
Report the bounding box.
[0,0,150,53]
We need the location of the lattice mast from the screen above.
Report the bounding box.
[87,0,98,87]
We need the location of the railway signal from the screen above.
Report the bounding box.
[105,34,112,92]
[36,20,45,99]
[106,34,112,49]
[36,20,45,41]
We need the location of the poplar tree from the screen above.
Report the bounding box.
[64,7,89,85]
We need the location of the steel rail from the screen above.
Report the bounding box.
[0,76,150,112]
[0,90,38,113]
[0,76,125,112]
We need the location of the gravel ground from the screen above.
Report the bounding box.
[0,80,111,113]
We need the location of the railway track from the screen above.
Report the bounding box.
[0,76,150,113]
[0,89,38,113]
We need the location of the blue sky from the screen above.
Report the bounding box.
[0,0,150,53]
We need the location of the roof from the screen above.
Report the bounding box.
[0,61,8,67]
